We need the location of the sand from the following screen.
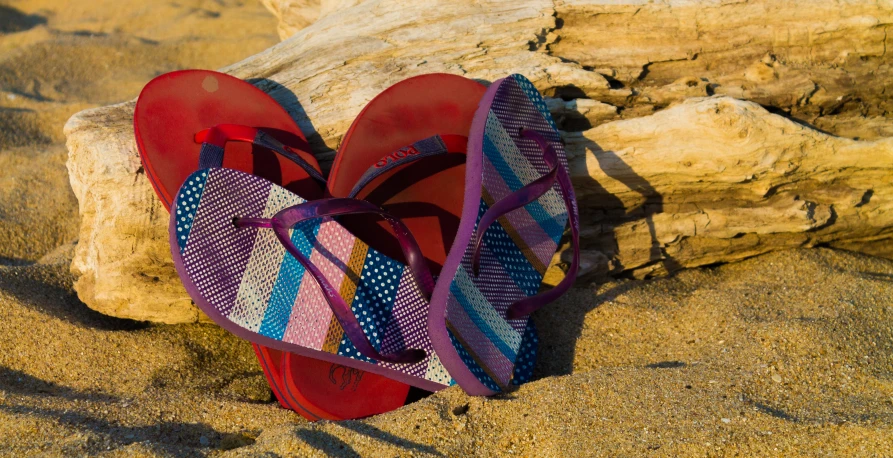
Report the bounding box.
[0,0,892,456]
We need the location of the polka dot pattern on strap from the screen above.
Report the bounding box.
[175,171,208,253]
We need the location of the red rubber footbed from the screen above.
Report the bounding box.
[134,69,322,208]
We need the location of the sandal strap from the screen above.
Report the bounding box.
[195,124,327,185]
[471,128,580,319]
[347,134,468,199]
[235,198,434,364]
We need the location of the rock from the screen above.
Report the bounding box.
[65,0,893,322]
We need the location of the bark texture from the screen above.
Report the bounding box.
[65,0,893,322]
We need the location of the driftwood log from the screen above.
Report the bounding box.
[65,0,893,323]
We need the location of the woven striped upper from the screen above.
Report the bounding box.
[171,167,538,390]
[440,74,571,392]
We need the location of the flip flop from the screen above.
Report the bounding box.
[133,69,326,411]
[170,165,445,388]
[426,74,580,395]
[168,74,578,398]
[134,70,324,207]
[278,74,486,420]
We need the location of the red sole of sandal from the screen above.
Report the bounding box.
[278,73,487,418]
[134,70,323,207]
[280,352,413,421]
[331,73,487,271]
[134,70,324,414]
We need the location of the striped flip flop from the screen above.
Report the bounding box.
[170,164,450,391]
[133,70,325,411]
[427,74,579,395]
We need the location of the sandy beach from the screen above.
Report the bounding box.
[1,0,892,456]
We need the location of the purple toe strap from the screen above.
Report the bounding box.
[471,128,580,319]
[236,198,435,364]
[196,124,327,185]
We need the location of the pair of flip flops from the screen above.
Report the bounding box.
[134,71,579,420]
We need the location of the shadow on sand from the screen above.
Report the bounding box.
[0,5,46,34]
[0,264,148,331]
[532,131,680,378]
